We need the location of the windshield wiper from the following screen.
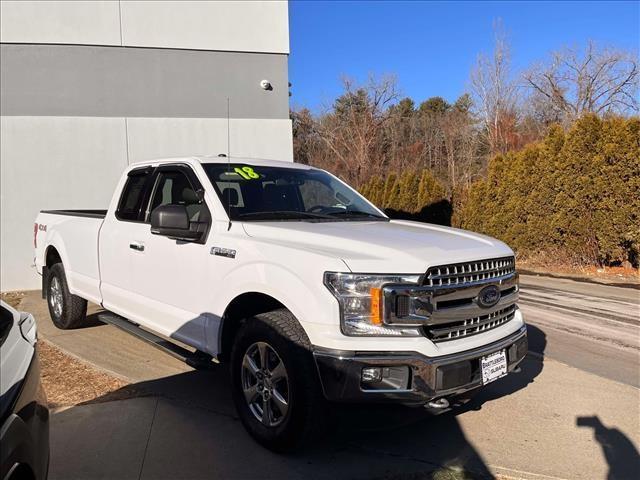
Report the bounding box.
[326,210,387,220]
[237,211,335,220]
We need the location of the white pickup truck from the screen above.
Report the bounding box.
[34,156,527,451]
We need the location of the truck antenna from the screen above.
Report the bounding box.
[226,97,232,231]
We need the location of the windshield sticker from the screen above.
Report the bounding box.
[234,166,260,180]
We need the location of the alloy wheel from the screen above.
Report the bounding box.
[49,276,64,317]
[241,341,290,427]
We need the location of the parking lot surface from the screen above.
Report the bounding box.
[20,274,640,479]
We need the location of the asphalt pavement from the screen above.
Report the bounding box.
[519,275,639,387]
[19,273,640,479]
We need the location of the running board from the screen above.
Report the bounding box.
[98,312,215,369]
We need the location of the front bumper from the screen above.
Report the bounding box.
[313,325,528,405]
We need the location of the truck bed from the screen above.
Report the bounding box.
[40,209,107,219]
[35,210,106,304]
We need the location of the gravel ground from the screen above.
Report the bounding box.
[518,261,639,285]
[38,340,132,409]
[1,291,25,308]
[2,292,135,409]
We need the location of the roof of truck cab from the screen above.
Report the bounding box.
[130,156,315,170]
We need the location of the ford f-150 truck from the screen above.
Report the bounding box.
[34,156,527,451]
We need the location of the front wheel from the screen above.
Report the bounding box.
[230,309,326,452]
[46,263,87,329]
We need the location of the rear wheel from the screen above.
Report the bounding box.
[46,263,87,329]
[230,309,326,452]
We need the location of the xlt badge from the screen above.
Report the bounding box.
[211,247,236,259]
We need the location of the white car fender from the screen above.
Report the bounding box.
[213,259,344,347]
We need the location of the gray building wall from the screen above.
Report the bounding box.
[0,1,292,291]
[1,45,290,119]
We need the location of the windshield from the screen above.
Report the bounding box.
[203,164,387,222]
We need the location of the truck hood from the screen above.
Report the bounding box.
[242,220,513,273]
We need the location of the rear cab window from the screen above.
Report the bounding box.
[115,167,154,222]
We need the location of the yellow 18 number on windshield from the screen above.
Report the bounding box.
[234,166,260,180]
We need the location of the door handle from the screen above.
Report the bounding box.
[129,242,145,252]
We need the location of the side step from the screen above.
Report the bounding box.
[98,312,215,369]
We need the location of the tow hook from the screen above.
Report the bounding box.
[426,397,450,409]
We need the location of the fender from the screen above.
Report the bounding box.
[211,260,343,352]
[42,235,71,286]
[40,218,103,304]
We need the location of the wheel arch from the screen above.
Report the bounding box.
[41,244,64,298]
[212,260,341,360]
[218,291,288,362]
[40,231,77,294]
[45,245,62,268]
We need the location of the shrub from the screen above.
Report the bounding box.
[359,169,451,224]
[357,115,638,267]
[455,115,640,266]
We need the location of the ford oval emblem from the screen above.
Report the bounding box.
[477,285,501,308]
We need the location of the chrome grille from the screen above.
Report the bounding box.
[423,256,515,287]
[425,305,517,342]
[418,256,518,342]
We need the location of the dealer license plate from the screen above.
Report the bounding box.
[481,350,508,385]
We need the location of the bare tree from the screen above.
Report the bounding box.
[523,41,639,122]
[293,35,638,198]
[384,98,421,174]
[417,103,447,172]
[291,108,320,165]
[439,97,483,191]
[316,74,400,185]
[470,20,519,154]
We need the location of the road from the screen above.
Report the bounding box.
[19,274,640,480]
[519,274,639,387]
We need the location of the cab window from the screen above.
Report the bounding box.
[116,169,153,222]
[149,170,208,223]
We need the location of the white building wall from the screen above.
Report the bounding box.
[1,117,129,290]
[0,1,292,291]
[126,118,293,163]
[119,1,290,53]
[0,1,289,53]
[0,1,122,46]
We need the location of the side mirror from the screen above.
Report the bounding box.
[150,204,202,241]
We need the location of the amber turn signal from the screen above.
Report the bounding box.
[370,287,382,325]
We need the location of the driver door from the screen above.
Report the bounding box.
[129,165,213,351]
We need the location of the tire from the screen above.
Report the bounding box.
[46,263,87,329]
[230,309,326,452]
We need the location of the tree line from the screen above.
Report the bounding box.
[292,34,639,267]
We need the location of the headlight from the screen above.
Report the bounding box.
[19,312,37,346]
[324,272,423,336]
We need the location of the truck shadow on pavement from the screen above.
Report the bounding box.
[78,310,106,328]
[49,326,547,480]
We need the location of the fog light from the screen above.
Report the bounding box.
[361,367,383,383]
[360,366,411,391]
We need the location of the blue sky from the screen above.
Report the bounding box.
[288,0,640,112]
